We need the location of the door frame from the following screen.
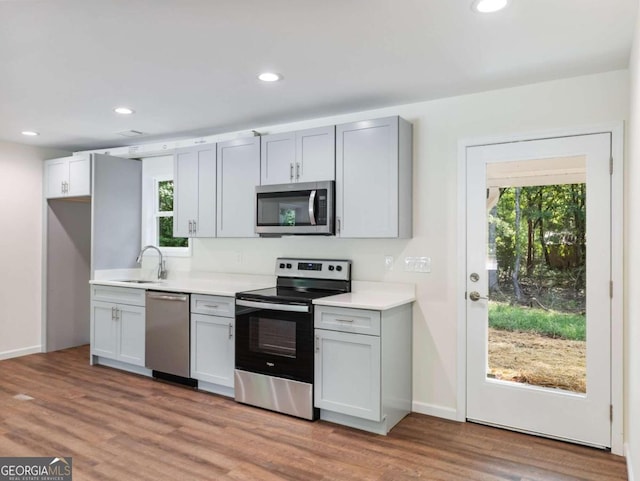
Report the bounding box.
[456,122,624,455]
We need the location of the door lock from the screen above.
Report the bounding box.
[469,291,488,302]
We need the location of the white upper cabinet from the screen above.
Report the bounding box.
[261,126,335,185]
[217,137,260,238]
[45,155,91,199]
[296,126,335,183]
[261,132,295,185]
[173,145,216,238]
[335,116,412,238]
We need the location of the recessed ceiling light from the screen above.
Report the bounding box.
[21,131,39,136]
[472,0,510,13]
[258,72,282,82]
[114,106,135,115]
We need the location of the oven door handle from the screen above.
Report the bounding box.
[308,189,317,226]
[236,299,310,313]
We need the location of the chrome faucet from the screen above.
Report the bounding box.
[136,245,167,280]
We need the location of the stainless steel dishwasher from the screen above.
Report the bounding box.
[145,291,196,386]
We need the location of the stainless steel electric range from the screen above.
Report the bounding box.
[234,258,352,420]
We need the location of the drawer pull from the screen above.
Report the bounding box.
[203,304,220,309]
[336,318,354,322]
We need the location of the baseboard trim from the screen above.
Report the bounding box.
[412,401,458,421]
[626,443,635,481]
[0,345,41,361]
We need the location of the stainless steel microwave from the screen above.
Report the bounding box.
[255,181,335,236]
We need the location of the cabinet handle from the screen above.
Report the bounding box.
[295,162,300,180]
[337,218,341,234]
[192,220,197,234]
[336,318,354,323]
[228,323,233,339]
[290,163,294,181]
[188,220,192,234]
[315,335,320,353]
[66,182,70,193]
[111,307,115,320]
[203,304,219,309]
[61,181,65,194]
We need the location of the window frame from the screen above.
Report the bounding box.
[144,173,191,257]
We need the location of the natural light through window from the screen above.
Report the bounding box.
[156,179,188,248]
[142,155,190,257]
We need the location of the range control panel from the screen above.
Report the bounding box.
[275,258,351,281]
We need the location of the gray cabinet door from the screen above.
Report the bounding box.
[67,156,91,197]
[195,147,216,237]
[117,304,145,367]
[173,148,199,237]
[336,117,400,238]
[45,157,68,198]
[314,329,381,421]
[296,126,335,182]
[217,137,260,237]
[260,132,295,185]
[91,301,117,360]
[174,145,216,238]
[191,313,234,387]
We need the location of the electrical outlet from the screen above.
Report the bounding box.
[404,256,431,273]
[384,256,394,271]
[415,257,431,273]
[404,257,416,271]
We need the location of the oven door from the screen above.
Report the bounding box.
[235,299,314,383]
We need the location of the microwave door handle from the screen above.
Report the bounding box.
[308,190,317,225]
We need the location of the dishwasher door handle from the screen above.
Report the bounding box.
[146,293,189,302]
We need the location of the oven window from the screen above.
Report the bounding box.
[249,317,297,358]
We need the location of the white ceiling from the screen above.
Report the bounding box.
[1,0,637,151]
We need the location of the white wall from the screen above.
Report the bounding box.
[626,10,640,480]
[0,141,68,359]
[149,69,629,415]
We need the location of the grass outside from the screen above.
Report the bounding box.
[488,302,585,341]
[488,301,586,392]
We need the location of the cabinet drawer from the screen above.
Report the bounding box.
[314,306,381,336]
[191,294,235,317]
[91,285,145,307]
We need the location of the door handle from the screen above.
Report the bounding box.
[308,190,317,225]
[469,291,488,302]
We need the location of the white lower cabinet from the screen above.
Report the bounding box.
[190,294,235,397]
[314,303,412,435]
[90,286,146,370]
[315,329,381,421]
[191,314,234,387]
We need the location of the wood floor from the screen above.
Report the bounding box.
[0,346,627,481]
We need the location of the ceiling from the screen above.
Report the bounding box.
[1,0,637,152]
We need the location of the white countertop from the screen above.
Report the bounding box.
[91,271,415,309]
[90,269,275,297]
[313,280,415,310]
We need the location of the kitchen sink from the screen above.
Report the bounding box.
[114,279,158,284]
